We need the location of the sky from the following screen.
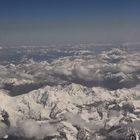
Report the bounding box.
[0,0,140,45]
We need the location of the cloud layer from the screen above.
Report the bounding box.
[0,48,139,97]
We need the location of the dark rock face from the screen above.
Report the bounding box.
[0,110,10,127]
[77,128,91,140]
[103,125,140,140]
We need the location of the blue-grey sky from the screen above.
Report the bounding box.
[0,0,140,45]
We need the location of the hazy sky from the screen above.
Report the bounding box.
[0,0,140,45]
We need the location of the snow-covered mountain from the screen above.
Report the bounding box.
[1,84,140,140]
[0,46,140,140]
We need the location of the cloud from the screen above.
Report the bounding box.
[0,119,58,139]
[0,48,140,95]
[16,120,57,139]
[51,48,140,89]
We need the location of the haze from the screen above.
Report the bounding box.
[0,0,140,45]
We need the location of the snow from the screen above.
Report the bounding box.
[0,47,140,139]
